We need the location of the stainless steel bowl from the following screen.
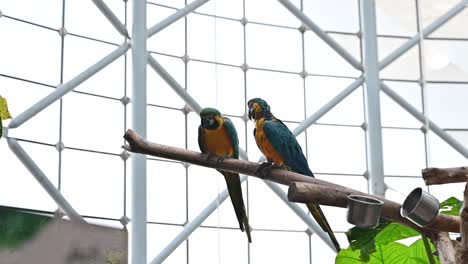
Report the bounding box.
[347,195,384,228]
[401,187,439,227]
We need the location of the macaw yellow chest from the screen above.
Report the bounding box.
[202,126,234,157]
[255,118,284,166]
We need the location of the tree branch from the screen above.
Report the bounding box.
[422,167,468,186]
[123,129,460,233]
[427,232,457,264]
[461,183,468,263]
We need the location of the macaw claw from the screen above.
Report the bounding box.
[255,162,281,179]
[216,155,229,166]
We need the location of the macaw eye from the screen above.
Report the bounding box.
[208,119,215,126]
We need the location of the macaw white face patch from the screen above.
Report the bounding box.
[209,118,215,126]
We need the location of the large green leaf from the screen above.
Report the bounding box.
[375,223,419,245]
[439,197,462,216]
[0,207,52,249]
[408,239,440,264]
[335,248,365,264]
[368,242,410,264]
[346,220,391,261]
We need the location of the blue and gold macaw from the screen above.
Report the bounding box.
[247,98,340,251]
[198,107,252,243]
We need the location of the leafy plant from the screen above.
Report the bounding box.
[336,196,464,264]
[0,96,12,138]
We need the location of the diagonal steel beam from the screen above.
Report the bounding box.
[381,82,468,158]
[379,0,467,70]
[277,0,363,71]
[7,138,85,223]
[8,42,130,129]
[91,0,129,38]
[147,0,211,39]
[149,57,363,261]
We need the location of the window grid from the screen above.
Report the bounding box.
[1,0,467,263]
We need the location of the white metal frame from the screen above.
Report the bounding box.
[2,0,468,263]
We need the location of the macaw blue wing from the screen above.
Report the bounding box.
[198,125,207,154]
[223,117,239,159]
[262,120,314,177]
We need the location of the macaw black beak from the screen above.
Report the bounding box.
[248,108,253,120]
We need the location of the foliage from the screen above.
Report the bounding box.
[0,206,51,249]
[439,197,462,216]
[336,197,459,264]
[0,96,12,139]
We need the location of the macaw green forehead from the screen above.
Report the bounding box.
[248,98,270,112]
[200,107,222,116]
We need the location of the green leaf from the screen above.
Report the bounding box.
[0,96,12,120]
[0,207,52,249]
[375,223,420,245]
[336,248,366,264]
[346,220,391,262]
[368,242,409,264]
[408,239,440,264]
[439,197,462,216]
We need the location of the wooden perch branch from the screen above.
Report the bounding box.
[428,232,457,264]
[124,129,460,233]
[288,182,459,233]
[461,183,468,263]
[422,167,468,185]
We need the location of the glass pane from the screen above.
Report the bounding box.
[382,128,426,176]
[189,227,248,264]
[385,177,428,204]
[251,231,309,264]
[190,0,243,19]
[148,0,184,8]
[245,0,301,27]
[147,5,186,57]
[147,106,185,149]
[0,77,60,144]
[64,35,125,99]
[305,33,361,77]
[187,61,245,116]
[379,37,420,80]
[65,0,125,43]
[449,130,468,147]
[381,81,422,128]
[303,0,359,33]
[247,70,304,122]
[62,92,123,153]
[311,233,339,264]
[147,54,186,109]
[61,149,124,218]
[425,40,468,82]
[147,224,187,263]
[421,0,464,35]
[246,24,302,72]
[0,140,58,211]
[188,14,244,65]
[376,0,416,36]
[249,179,307,230]
[305,76,364,125]
[307,125,366,174]
[148,160,186,224]
[426,83,468,128]
[188,165,246,228]
[431,9,468,38]
[427,131,467,167]
[429,182,465,203]
[0,18,61,85]
[2,0,63,28]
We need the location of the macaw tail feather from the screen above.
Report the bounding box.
[306,203,340,252]
[221,171,252,243]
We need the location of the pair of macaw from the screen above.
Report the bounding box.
[198,98,340,251]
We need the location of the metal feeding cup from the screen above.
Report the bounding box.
[347,195,384,228]
[401,187,439,227]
